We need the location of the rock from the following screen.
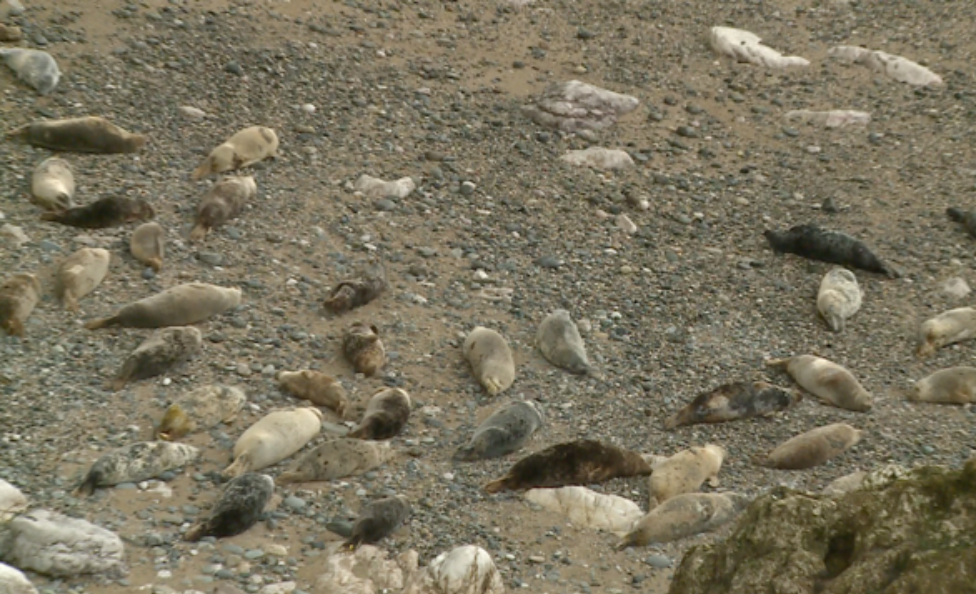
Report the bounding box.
[354,174,416,200]
[259,582,296,594]
[403,545,504,594]
[616,214,638,234]
[709,27,810,68]
[942,277,971,299]
[179,106,207,120]
[0,480,27,522]
[0,224,30,248]
[559,147,634,170]
[0,23,22,42]
[524,486,642,536]
[784,110,871,129]
[0,48,61,95]
[0,509,126,577]
[315,544,414,593]
[828,46,944,86]
[0,562,37,594]
[522,80,639,133]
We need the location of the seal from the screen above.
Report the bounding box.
[0,273,41,338]
[908,366,976,405]
[74,441,200,496]
[764,224,899,278]
[484,439,653,493]
[340,495,411,551]
[342,322,386,377]
[84,282,242,330]
[222,407,323,478]
[0,23,22,42]
[130,222,166,272]
[616,492,749,549]
[110,326,203,391]
[276,369,347,415]
[184,473,274,542]
[761,423,863,470]
[277,437,394,485]
[323,263,388,314]
[537,309,598,376]
[191,126,279,180]
[31,157,75,211]
[463,326,516,396]
[156,384,247,441]
[524,486,643,536]
[766,354,873,412]
[665,381,800,429]
[7,116,147,153]
[946,207,976,238]
[348,388,411,440]
[453,400,545,461]
[189,176,256,242]
[56,248,110,312]
[40,197,155,229]
[817,267,862,332]
[0,48,60,95]
[916,307,976,358]
[648,445,727,507]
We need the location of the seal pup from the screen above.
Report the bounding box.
[111,326,203,391]
[55,248,110,312]
[323,263,388,314]
[453,400,545,461]
[340,495,411,551]
[648,445,727,507]
[348,388,411,440]
[761,423,863,470]
[156,385,247,441]
[276,369,347,415]
[222,407,323,478]
[524,486,643,536]
[130,222,166,272]
[536,309,597,376]
[7,116,147,153]
[184,473,274,542]
[766,355,873,412]
[946,207,976,238]
[0,48,60,95]
[484,439,653,493]
[277,438,394,485]
[616,492,749,549]
[908,367,976,405]
[189,176,256,242]
[665,381,800,429]
[342,322,386,377]
[191,126,279,180]
[84,282,242,329]
[764,224,899,278]
[463,326,516,396]
[916,307,976,358]
[817,267,863,332]
[0,273,41,338]
[40,197,155,229]
[74,441,200,496]
[31,157,75,211]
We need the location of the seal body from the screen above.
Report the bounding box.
[40,197,155,229]
[917,307,976,358]
[767,355,873,412]
[463,326,516,396]
[0,273,41,338]
[184,473,274,541]
[342,322,386,377]
[111,326,203,391]
[524,486,643,536]
[222,407,323,478]
[130,222,166,272]
[190,176,256,241]
[31,157,75,211]
[7,116,147,153]
[85,282,242,329]
[616,493,749,549]
[323,264,388,314]
[764,224,898,278]
[156,384,247,440]
[74,441,200,496]
[947,207,976,238]
[348,388,411,440]
[0,48,60,95]
[454,400,545,461]
[909,367,976,405]
[277,438,393,484]
[648,445,727,507]
[342,495,411,550]
[191,126,279,180]
[817,267,862,332]
[276,369,347,415]
[56,248,110,312]
[665,381,800,429]
[762,423,863,470]
[484,439,653,493]
[537,309,594,375]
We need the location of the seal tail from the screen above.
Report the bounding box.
[40,211,62,223]
[483,476,510,494]
[221,452,252,479]
[5,124,29,141]
[947,207,966,223]
[275,471,301,486]
[189,223,209,242]
[765,357,792,370]
[452,446,477,462]
[184,523,206,542]
[339,536,364,552]
[84,315,121,330]
[615,533,637,551]
[0,318,25,338]
[73,471,100,497]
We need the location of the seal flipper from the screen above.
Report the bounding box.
[483,476,512,494]
[73,469,102,497]
[84,314,122,330]
[221,451,252,479]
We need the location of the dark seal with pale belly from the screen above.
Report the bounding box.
[764,224,899,278]
[665,381,800,429]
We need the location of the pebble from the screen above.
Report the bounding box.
[244,549,265,560]
[942,277,971,299]
[179,106,207,119]
[0,224,29,247]
[644,554,673,569]
[301,104,316,114]
[535,256,562,269]
[283,496,306,511]
[616,214,638,234]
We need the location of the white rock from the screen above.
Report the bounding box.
[616,214,638,234]
[403,545,504,594]
[0,224,30,248]
[524,486,643,536]
[259,582,296,594]
[0,48,61,95]
[828,46,943,87]
[942,277,971,299]
[784,109,871,128]
[178,106,207,120]
[3,0,25,17]
[709,27,810,69]
[522,80,640,132]
[0,509,126,578]
[301,103,316,114]
[354,174,417,200]
[315,544,414,594]
[559,147,634,170]
[822,471,867,497]
[0,480,27,522]
[0,562,37,594]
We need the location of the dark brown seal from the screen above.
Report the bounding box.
[665,381,801,430]
[7,116,147,153]
[764,224,899,278]
[347,388,411,440]
[339,495,411,551]
[323,263,387,314]
[40,197,155,229]
[947,207,976,238]
[110,326,203,391]
[184,473,274,542]
[342,322,386,377]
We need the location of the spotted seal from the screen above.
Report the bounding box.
[74,441,200,496]
[767,354,873,412]
[184,473,274,541]
[453,400,545,461]
[342,322,386,377]
[156,385,247,441]
[84,282,241,329]
[110,326,203,391]
[665,381,800,429]
[277,438,394,485]
[347,388,411,440]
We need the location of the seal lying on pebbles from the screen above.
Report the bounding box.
[323,263,388,314]
[277,438,394,485]
[55,248,110,312]
[189,176,256,241]
[84,282,241,329]
[648,445,727,507]
[184,473,274,542]
[74,441,200,496]
[537,309,598,376]
[453,400,545,461]
[0,562,35,594]
[616,492,749,549]
[31,157,75,211]
[0,48,60,95]
[348,388,411,440]
[484,440,653,493]
[524,486,642,536]
[222,407,323,478]
[341,495,411,551]
[665,381,800,429]
[342,322,386,377]
[40,197,155,229]
[130,222,165,272]
[111,326,203,391]
[0,273,41,338]
[764,224,899,278]
[817,267,862,332]
[916,307,976,358]
[908,367,976,405]
[7,116,147,153]
[276,369,347,414]
[760,423,863,470]
[191,126,279,180]
[946,207,976,238]
[767,355,873,412]
[463,326,516,396]
[156,385,247,441]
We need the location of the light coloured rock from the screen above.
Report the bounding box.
[403,545,505,594]
[354,174,416,200]
[524,486,642,536]
[0,509,125,577]
[616,214,637,234]
[823,464,910,497]
[0,480,27,522]
[315,544,414,593]
[522,80,639,133]
[822,470,867,497]
[179,106,207,119]
[709,27,810,68]
[0,562,37,594]
[784,110,871,128]
[828,46,943,86]
[259,582,295,594]
[0,224,30,248]
[0,48,61,95]
[559,147,634,170]
[942,277,971,299]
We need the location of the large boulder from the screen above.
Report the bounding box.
[669,458,976,594]
[0,509,126,578]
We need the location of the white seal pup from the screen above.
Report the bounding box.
[917,307,976,358]
[277,438,394,485]
[524,486,643,536]
[816,267,862,332]
[909,366,976,405]
[74,441,200,496]
[767,354,873,412]
[31,157,75,211]
[761,423,863,470]
[110,326,203,391]
[463,326,516,396]
[55,247,110,312]
[617,492,750,549]
[156,384,247,440]
[536,309,598,376]
[0,48,61,95]
[130,222,166,272]
[648,444,727,507]
[191,126,279,180]
[84,282,241,329]
[184,473,274,541]
[222,407,323,478]
[453,400,545,461]
[0,562,37,594]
